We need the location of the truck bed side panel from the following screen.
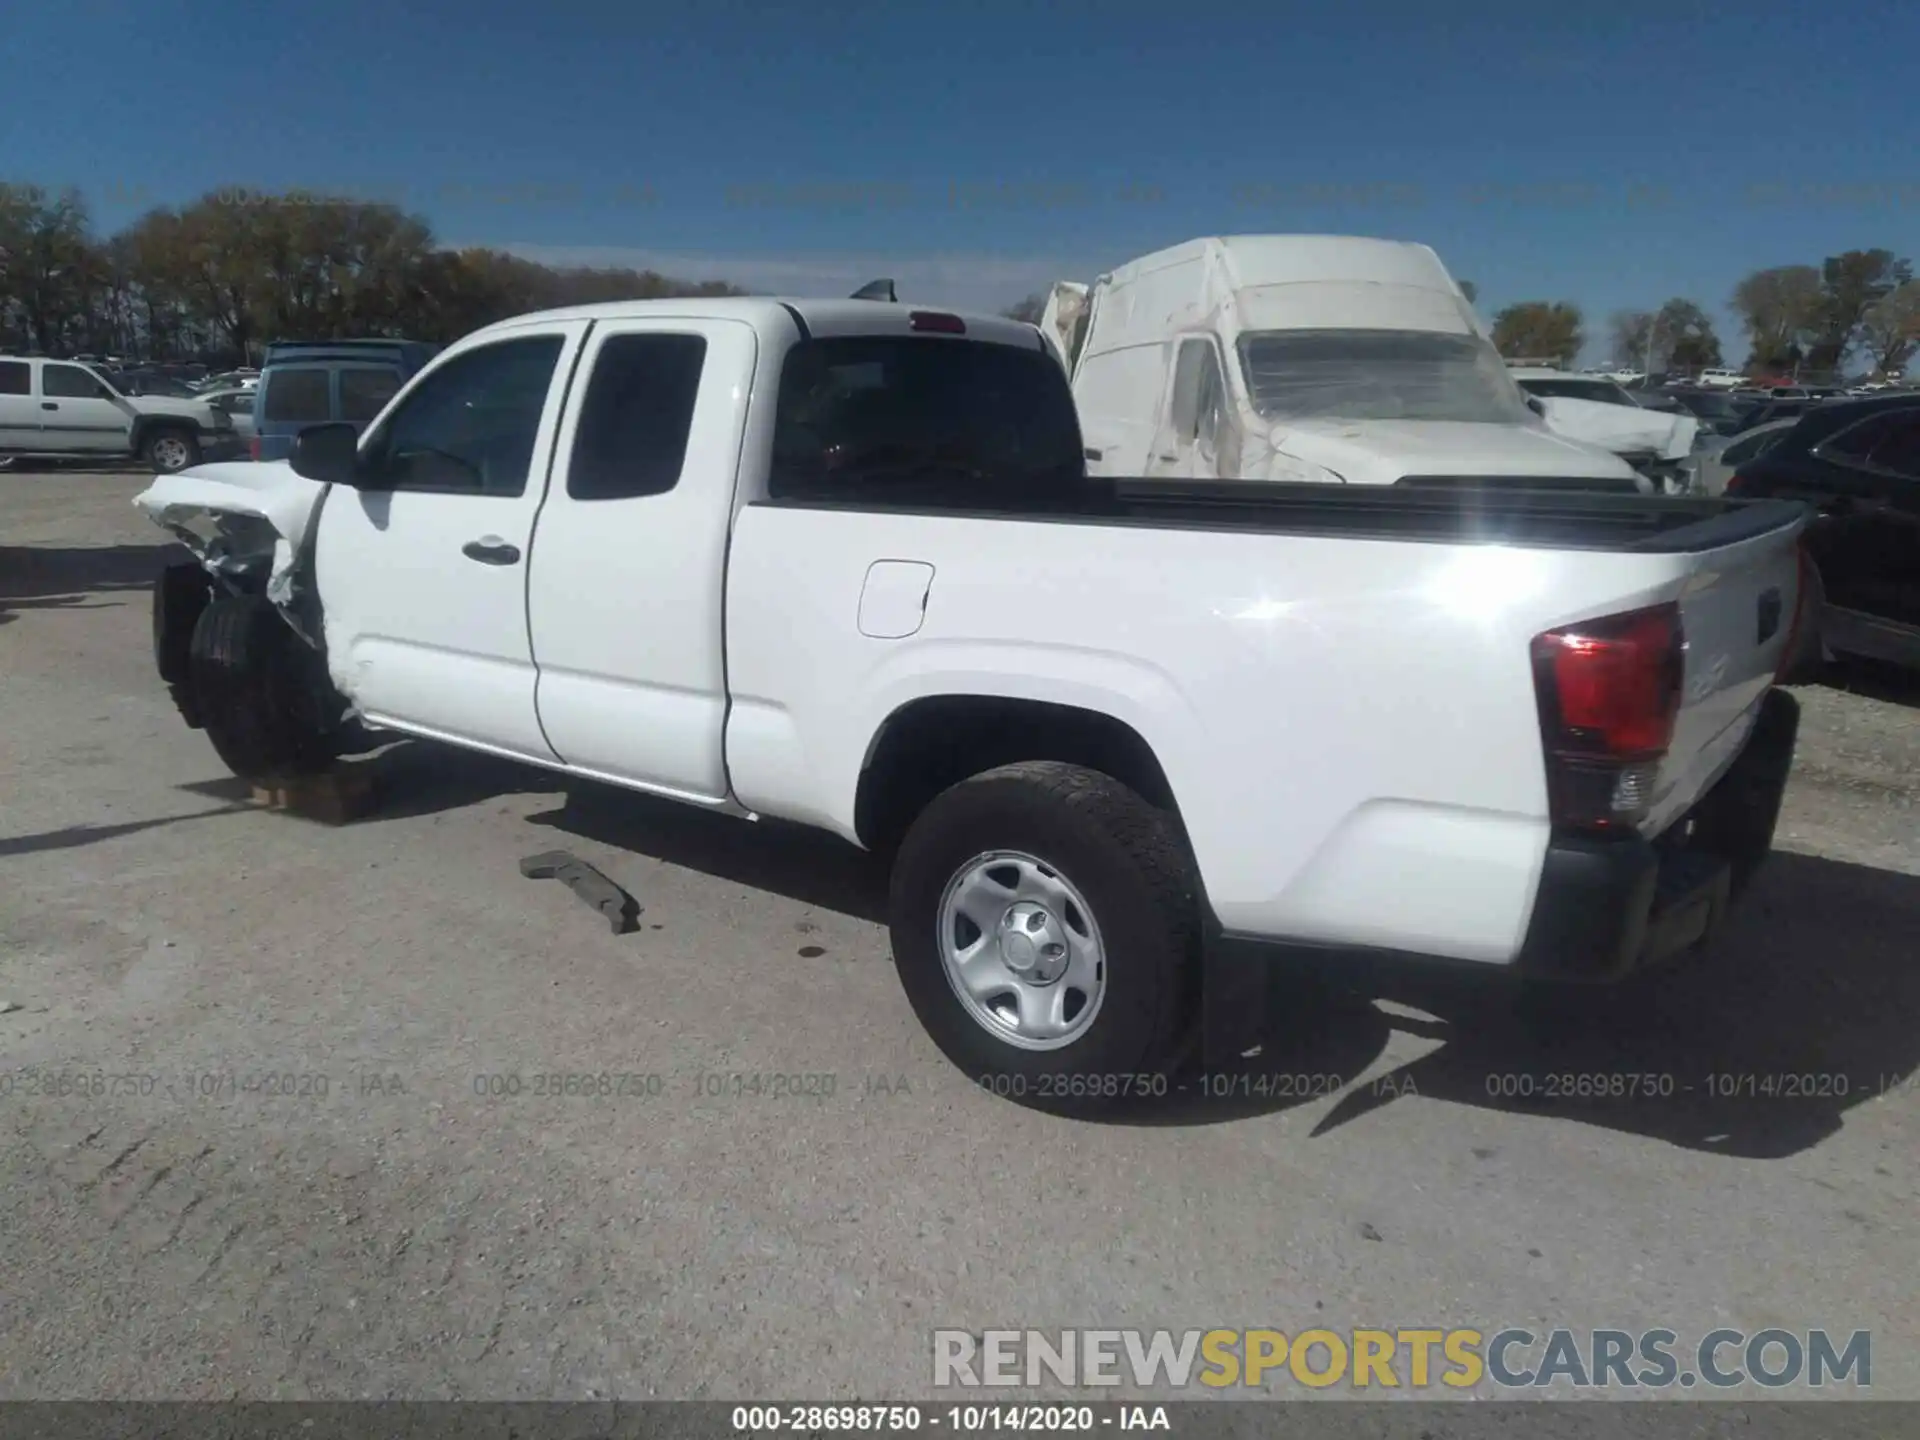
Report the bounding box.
[723,504,1745,964]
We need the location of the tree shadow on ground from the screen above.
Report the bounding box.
[0,542,180,626]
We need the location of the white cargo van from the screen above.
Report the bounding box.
[1038,236,1645,491]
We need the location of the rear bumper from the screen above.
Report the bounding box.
[1512,686,1798,981]
[1198,688,1800,1061]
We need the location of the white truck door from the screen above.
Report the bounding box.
[525,317,755,801]
[314,320,587,760]
[39,361,133,454]
[0,359,38,449]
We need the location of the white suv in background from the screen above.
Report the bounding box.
[0,356,238,472]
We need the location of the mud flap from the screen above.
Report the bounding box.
[153,561,216,728]
[1686,687,1800,899]
[1200,925,1270,1071]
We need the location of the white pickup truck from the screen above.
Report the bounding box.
[136,294,1811,1109]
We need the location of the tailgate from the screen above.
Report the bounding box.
[1643,514,1807,835]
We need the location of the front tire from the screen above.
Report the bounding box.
[143,428,200,473]
[887,761,1199,1111]
[188,595,339,782]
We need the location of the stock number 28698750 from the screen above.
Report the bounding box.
[471,1072,665,1098]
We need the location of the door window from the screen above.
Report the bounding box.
[0,361,29,395]
[1863,415,1920,481]
[361,335,564,497]
[1169,340,1208,441]
[1815,408,1920,477]
[42,363,111,399]
[566,333,707,499]
[1194,346,1225,453]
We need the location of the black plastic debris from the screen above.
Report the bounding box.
[519,850,641,935]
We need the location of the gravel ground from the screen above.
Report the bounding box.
[1,471,1915,1403]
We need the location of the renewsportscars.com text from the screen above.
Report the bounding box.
[933,1327,1871,1390]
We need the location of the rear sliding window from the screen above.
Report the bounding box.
[262,368,331,423]
[768,336,1083,504]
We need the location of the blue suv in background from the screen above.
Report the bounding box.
[250,339,440,461]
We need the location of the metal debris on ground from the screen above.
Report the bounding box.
[518,850,642,935]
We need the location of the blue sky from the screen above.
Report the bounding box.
[6,0,1917,364]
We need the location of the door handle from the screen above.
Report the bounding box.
[1156,453,1178,463]
[41,402,58,410]
[1083,446,1104,462]
[461,538,521,566]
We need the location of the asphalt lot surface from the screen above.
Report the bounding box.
[2,470,1916,1403]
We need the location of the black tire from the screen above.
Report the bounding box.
[142,427,200,473]
[153,562,215,728]
[188,595,339,782]
[887,761,1199,1111]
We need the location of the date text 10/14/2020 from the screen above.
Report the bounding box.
[730,1406,1170,1433]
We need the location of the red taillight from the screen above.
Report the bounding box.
[248,435,261,462]
[908,311,966,334]
[1723,471,1747,495]
[1532,602,1684,830]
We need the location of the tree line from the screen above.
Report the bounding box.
[12,181,1918,383]
[1488,248,1919,380]
[0,182,744,364]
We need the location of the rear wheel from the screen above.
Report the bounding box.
[188,595,339,782]
[887,761,1199,1111]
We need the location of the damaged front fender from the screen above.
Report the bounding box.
[133,462,328,610]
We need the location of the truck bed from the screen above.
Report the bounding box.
[761,475,1809,554]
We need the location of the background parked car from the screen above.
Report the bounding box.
[1725,393,1920,673]
[1666,387,1761,437]
[252,339,437,461]
[0,356,238,471]
[195,386,258,445]
[105,369,204,399]
[1684,416,1799,494]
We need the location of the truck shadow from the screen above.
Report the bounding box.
[1295,850,1920,1157]
[535,771,1918,1154]
[203,736,1914,1157]
[523,781,888,922]
[0,542,178,626]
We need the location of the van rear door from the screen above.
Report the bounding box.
[254,365,331,462]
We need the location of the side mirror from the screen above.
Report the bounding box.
[1525,394,1547,417]
[289,422,363,485]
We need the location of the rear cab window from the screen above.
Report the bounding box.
[768,335,1083,505]
[262,368,333,424]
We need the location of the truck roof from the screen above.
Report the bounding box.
[465,297,1045,350]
